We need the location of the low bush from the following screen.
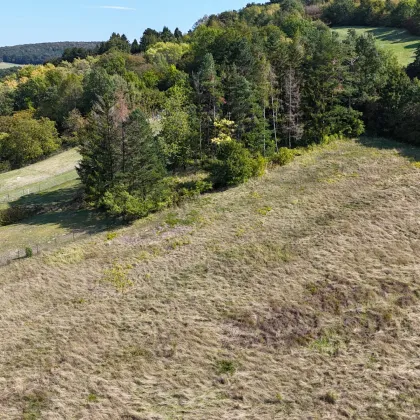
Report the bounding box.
[0,205,39,226]
[210,141,266,188]
[270,147,296,166]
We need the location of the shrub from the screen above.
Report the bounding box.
[216,359,237,375]
[210,141,259,187]
[101,183,172,220]
[25,247,33,258]
[271,147,296,166]
[106,232,118,241]
[87,393,99,403]
[251,154,267,177]
[0,159,11,173]
[0,205,39,226]
[172,179,213,204]
[102,262,133,291]
[320,391,338,405]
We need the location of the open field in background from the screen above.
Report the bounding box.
[0,138,419,419]
[0,181,111,257]
[332,26,420,66]
[0,148,104,259]
[0,148,81,203]
[0,62,22,69]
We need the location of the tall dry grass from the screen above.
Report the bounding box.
[0,139,419,419]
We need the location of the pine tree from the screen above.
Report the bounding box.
[193,53,222,153]
[101,110,168,219]
[131,39,140,54]
[123,110,166,198]
[174,28,183,41]
[225,66,254,140]
[77,96,122,203]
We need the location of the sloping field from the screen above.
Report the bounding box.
[333,26,420,66]
[0,138,419,419]
[0,62,22,69]
[0,148,80,202]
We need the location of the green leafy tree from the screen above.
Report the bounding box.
[0,111,60,168]
[144,42,190,66]
[161,83,196,169]
[209,119,264,187]
[82,67,115,113]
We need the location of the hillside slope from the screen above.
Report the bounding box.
[333,26,420,66]
[0,148,80,201]
[0,139,419,419]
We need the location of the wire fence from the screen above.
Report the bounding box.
[0,229,90,267]
[0,170,78,204]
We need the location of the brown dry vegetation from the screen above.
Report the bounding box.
[0,138,419,419]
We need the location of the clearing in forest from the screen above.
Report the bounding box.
[333,26,420,66]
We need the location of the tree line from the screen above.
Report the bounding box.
[0,42,100,65]
[322,0,420,35]
[1,0,420,218]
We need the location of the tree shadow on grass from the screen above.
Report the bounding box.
[8,183,118,234]
[404,42,419,50]
[356,136,420,162]
[365,27,418,44]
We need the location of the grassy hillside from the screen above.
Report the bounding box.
[333,26,420,66]
[0,148,80,201]
[0,148,114,258]
[0,62,21,69]
[0,138,419,419]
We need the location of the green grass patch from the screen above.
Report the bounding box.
[0,148,81,201]
[216,359,237,375]
[102,262,134,291]
[332,26,420,66]
[0,62,22,69]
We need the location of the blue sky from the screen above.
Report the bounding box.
[0,0,249,47]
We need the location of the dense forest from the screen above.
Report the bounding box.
[1,0,420,219]
[0,42,100,65]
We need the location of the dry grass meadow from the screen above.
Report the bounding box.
[0,138,419,419]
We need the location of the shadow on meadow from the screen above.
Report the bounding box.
[403,42,420,50]
[357,136,420,162]
[7,183,115,234]
[364,27,418,44]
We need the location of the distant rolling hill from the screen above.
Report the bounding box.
[0,41,100,65]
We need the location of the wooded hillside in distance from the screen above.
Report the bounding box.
[0,42,100,64]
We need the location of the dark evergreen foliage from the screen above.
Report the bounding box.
[0,42,100,65]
